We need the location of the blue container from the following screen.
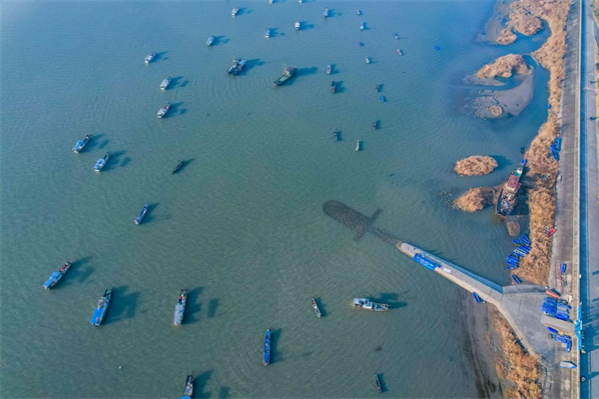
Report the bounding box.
[547,327,559,334]
[561,263,567,273]
[555,313,569,321]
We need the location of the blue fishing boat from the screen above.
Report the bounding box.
[434,46,440,50]
[561,263,567,273]
[206,35,215,46]
[181,375,194,399]
[94,151,111,172]
[174,290,187,326]
[512,238,523,245]
[43,259,72,290]
[506,265,519,270]
[73,135,92,153]
[551,145,560,160]
[380,96,386,102]
[560,361,576,369]
[413,253,438,270]
[90,289,112,326]
[134,203,149,225]
[323,7,329,17]
[521,234,530,245]
[547,327,559,334]
[265,27,271,38]
[555,313,569,321]
[566,341,572,353]
[263,329,271,366]
[472,292,483,303]
[511,274,522,285]
[360,22,365,30]
[554,137,562,151]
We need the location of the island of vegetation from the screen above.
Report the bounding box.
[453,187,496,212]
[454,155,498,176]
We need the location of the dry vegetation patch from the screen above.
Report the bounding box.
[454,187,497,212]
[455,156,498,176]
[477,54,530,79]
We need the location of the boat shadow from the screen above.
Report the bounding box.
[155,51,168,62]
[86,134,105,151]
[378,373,387,393]
[104,150,126,171]
[313,297,328,317]
[168,102,185,117]
[240,59,265,75]
[489,155,512,173]
[104,286,140,325]
[271,328,283,365]
[372,293,407,309]
[335,80,346,94]
[299,22,315,30]
[207,298,220,318]
[64,256,94,285]
[194,370,214,399]
[170,76,184,88]
[174,158,194,174]
[284,67,318,86]
[185,287,204,324]
[218,386,231,399]
[142,203,160,224]
[237,8,250,16]
[334,130,342,141]
[212,35,227,46]
[268,28,279,38]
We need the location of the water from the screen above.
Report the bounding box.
[0,1,549,397]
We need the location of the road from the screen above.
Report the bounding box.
[579,0,599,397]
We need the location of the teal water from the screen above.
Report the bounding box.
[0,1,549,398]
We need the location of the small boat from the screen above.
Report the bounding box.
[551,145,560,161]
[561,263,567,273]
[157,103,171,118]
[560,361,577,369]
[265,27,271,38]
[374,374,383,393]
[263,329,271,366]
[269,0,273,3]
[232,7,240,16]
[372,121,378,130]
[299,0,302,3]
[331,81,336,93]
[227,58,247,75]
[43,259,72,290]
[73,134,92,153]
[434,46,441,50]
[546,289,560,299]
[360,22,365,30]
[311,298,322,317]
[472,292,483,303]
[174,290,187,326]
[505,264,518,270]
[172,160,186,174]
[295,20,301,30]
[511,274,522,285]
[134,203,149,225]
[353,298,390,311]
[160,76,172,91]
[273,66,297,86]
[355,140,361,152]
[333,130,339,141]
[397,49,403,56]
[365,57,371,64]
[90,289,112,326]
[94,151,111,172]
[323,8,329,17]
[144,51,157,64]
[380,96,386,102]
[206,35,215,46]
[394,33,399,39]
[327,65,332,75]
[554,137,562,151]
[375,84,381,92]
[521,234,531,245]
[181,375,194,399]
[356,9,361,15]
[547,326,559,334]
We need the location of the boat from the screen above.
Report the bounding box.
[372,121,378,130]
[323,8,329,17]
[554,137,562,151]
[511,274,522,285]
[232,7,240,16]
[397,49,403,56]
[365,57,371,64]
[269,0,273,3]
[356,9,361,15]
[327,65,332,74]
[43,259,72,290]
[355,140,361,152]
[413,253,439,270]
[434,46,441,50]
[144,51,157,64]
[547,326,559,334]
[94,151,111,172]
[380,96,386,102]
[273,66,297,86]
[263,329,271,366]
[295,20,301,30]
[265,27,271,38]
[551,145,560,160]
[172,160,186,174]
[333,130,339,141]
[375,84,381,92]
[472,292,483,303]
[560,361,577,369]
[90,289,112,326]
[374,374,383,393]
[311,298,322,317]
[174,290,187,326]
[206,35,215,46]
[360,22,365,30]
[394,33,399,39]
[160,76,172,91]
[331,81,336,93]
[157,102,171,118]
[298,0,302,3]
[181,375,194,399]
[73,134,92,153]
[496,159,527,217]
[561,263,567,273]
[134,203,149,225]
[353,298,390,311]
[227,58,246,75]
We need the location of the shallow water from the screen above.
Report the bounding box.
[0,1,549,397]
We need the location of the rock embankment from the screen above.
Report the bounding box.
[453,187,496,212]
[477,54,530,79]
[455,156,498,176]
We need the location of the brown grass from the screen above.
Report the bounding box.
[477,54,530,79]
[455,155,498,176]
[454,187,497,212]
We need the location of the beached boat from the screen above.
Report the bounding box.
[327,65,332,74]
[511,274,522,285]
[551,145,560,160]
[160,76,172,91]
[323,8,329,17]
[472,292,483,303]
[94,151,111,172]
[172,160,186,174]
[134,203,149,225]
[157,103,171,118]
[496,159,526,217]
[265,27,271,38]
[174,290,187,326]
[232,7,240,16]
[206,35,215,46]
[181,375,194,399]
[355,140,361,151]
[144,51,157,64]
[560,361,577,369]
[43,259,72,290]
[353,298,390,311]
[374,374,383,393]
[331,81,336,93]
[295,20,301,30]
[554,137,562,151]
[311,298,322,317]
[227,58,246,75]
[273,66,297,86]
[360,22,365,30]
[90,289,112,326]
[263,329,271,366]
[73,134,92,153]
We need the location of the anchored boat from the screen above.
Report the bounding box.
[331,81,336,93]
[43,259,72,290]
[295,20,301,30]
[144,51,157,64]
[372,121,378,130]
[397,49,403,56]
[374,374,383,393]
[265,27,271,38]
[181,375,194,399]
[157,103,171,118]
[73,134,92,153]
[327,65,332,74]
[227,58,246,75]
[365,57,371,64]
[360,22,365,30]
[160,76,172,91]
[90,289,112,326]
[94,151,111,172]
[273,66,297,86]
[323,8,329,17]
[353,298,390,311]
[174,290,187,325]
[172,160,186,174]
[375,84,381,92]
[355,140,361,151]
[206,35,215,46]
[232,7,240,16]
[496,159,526,217]
[134,203,149,225]
[311,298,322,317]
[356,9,361,15]
[263,329,271,366]
[333,130,339,141]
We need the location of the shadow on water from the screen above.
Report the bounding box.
[155,51,167,62]
[185,287,204,324]
[240,59,265,75]
[195,370,213,399]
[172,158,194,175]
[313,297,328,317]
[334,80,345,94]
[105,286,140,325]
[268,28,278,38]
[301,22,315,30]
[270,328,282,365]
[170,76,184,88]
[378,374,387,393]
[86,134,105,151]
[142,202,159,224]
[166,102,184,116]
[104,150,125,171]
[213,35,226,46]
[373,293,407,309]
[218,386,231,399]
[67,256,94,284]
[489,155,512,173]
[98,139,109,150]
[121,157,131,168]
[281,67,317,86]
[207,298,219,318]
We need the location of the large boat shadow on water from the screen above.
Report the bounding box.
[193,370,214,399]
[103,286,140,325]
[277,66,317,86]
[183,287,204,324]
[61,256,94,287]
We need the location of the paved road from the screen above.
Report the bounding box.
[580,0,599,397]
